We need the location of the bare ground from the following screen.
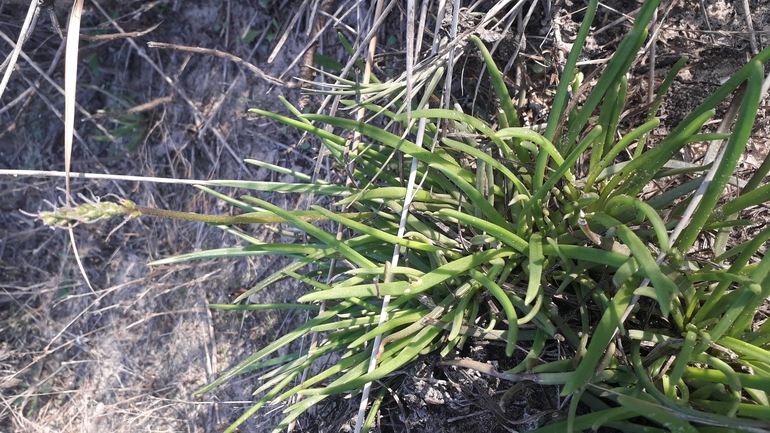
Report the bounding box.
[1,1,314,431]
[0,0,768,432]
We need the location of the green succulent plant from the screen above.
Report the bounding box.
[37,0,770,431]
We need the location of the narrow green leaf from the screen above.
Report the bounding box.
[707,183,770,225]
[676,61,764,251]
[208,303,320,311]
[562,277,636,394]
[469,35,519,128]
[395,108,516,162]
[208,179,354,196]
[606,195,669,253]
[440,135,530,196]
[632,341,770,432]
[525,233,544,305]
[609,109,715,201]
[521,126,602,234]
[244,158,316,183]
[335,187,457,205]
[566,24,649,150]
[438,208,528,252]
[615,394,699,433]
[298,248,514,302]
[195,301,355,394]
[614,226,676,317]
[250,108,345,145]
[301,325,442,395]
[497,127,565,165]
[585,118,659,188]
[302,114,512,229]
[470,269,518,357]
[542,0,598,142]
[310,205,454,256]
[149,247,275,265]
[241,197,375,269]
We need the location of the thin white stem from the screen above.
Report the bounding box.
[353,0,390,428]
[0,169,212,185]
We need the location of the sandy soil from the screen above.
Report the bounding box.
[0,0,767,432]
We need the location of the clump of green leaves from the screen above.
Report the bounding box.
[81,0,770,431]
